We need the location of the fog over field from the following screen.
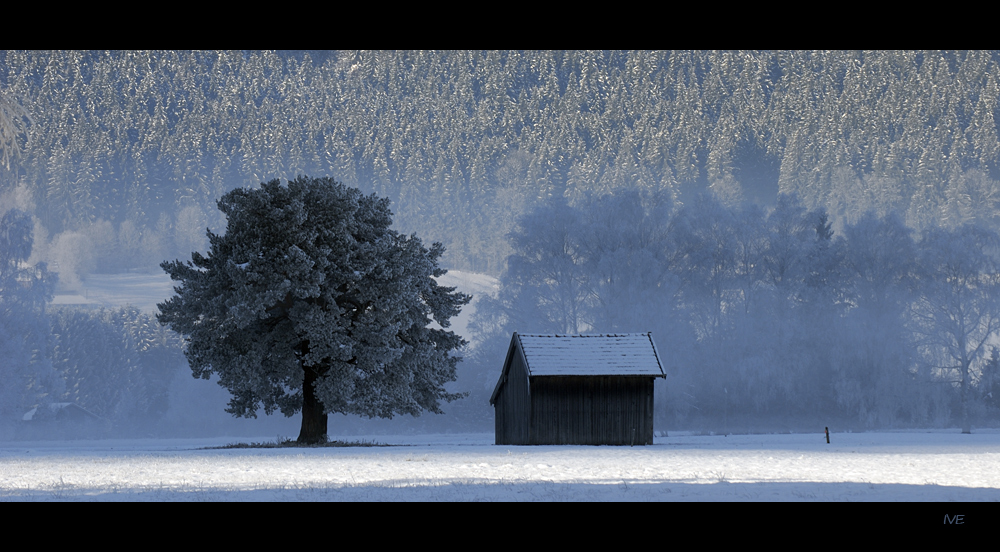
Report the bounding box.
[3,50,1000,452]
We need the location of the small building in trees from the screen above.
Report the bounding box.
[490,333,666,445]
[22,402,103,423]
[19,402,107,439]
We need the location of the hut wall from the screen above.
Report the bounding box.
[494,350,531,445]
[528,376,654,445]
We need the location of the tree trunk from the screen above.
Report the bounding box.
[961,358,972,434]
[297,366,329,444]
[961,392,972,434]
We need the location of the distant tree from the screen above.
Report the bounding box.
[577,189,677,333]
[157,177,470,443]
[835,212,920,427]
[0,209,59,422]
[912,224,1000,433]
[981,347,1000,412]
[480,196,590,335]
[48,231,94,290]
[670,193,739,337]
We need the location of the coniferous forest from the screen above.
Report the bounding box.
[3,50,1000,435]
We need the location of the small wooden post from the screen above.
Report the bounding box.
[825,427,830,444]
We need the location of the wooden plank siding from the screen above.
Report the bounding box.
[494,344,531,445]
[529,376,655,445]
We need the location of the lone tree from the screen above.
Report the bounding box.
[157,177,471,443]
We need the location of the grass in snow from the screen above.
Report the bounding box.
[206,436,391,449]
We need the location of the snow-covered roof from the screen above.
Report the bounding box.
[23,403,73,421]
[516,333,665,377]
[22,402,102,421]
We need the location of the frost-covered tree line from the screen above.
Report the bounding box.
[464,190,1000,431]
[48,306,183,428]
[0,207,183,435]
[0,208,57,425]
[3,51,1000,278]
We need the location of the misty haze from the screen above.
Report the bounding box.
[2,51,1000,501]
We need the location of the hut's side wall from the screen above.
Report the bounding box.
[494,351,531,445]
[529,376,655,445]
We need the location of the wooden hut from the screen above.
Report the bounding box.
[489,333,666,445]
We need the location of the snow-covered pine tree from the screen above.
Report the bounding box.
[157,176,470,443]
[0,86,32,172]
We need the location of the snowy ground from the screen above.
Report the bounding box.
[2,430,999,501]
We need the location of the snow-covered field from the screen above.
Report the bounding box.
[3,430,998,501]
[51,273,176,314]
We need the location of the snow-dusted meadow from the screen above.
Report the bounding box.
[3,430,999,501]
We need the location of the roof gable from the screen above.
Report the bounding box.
[517,333,665,377]
[490,332,666,405]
